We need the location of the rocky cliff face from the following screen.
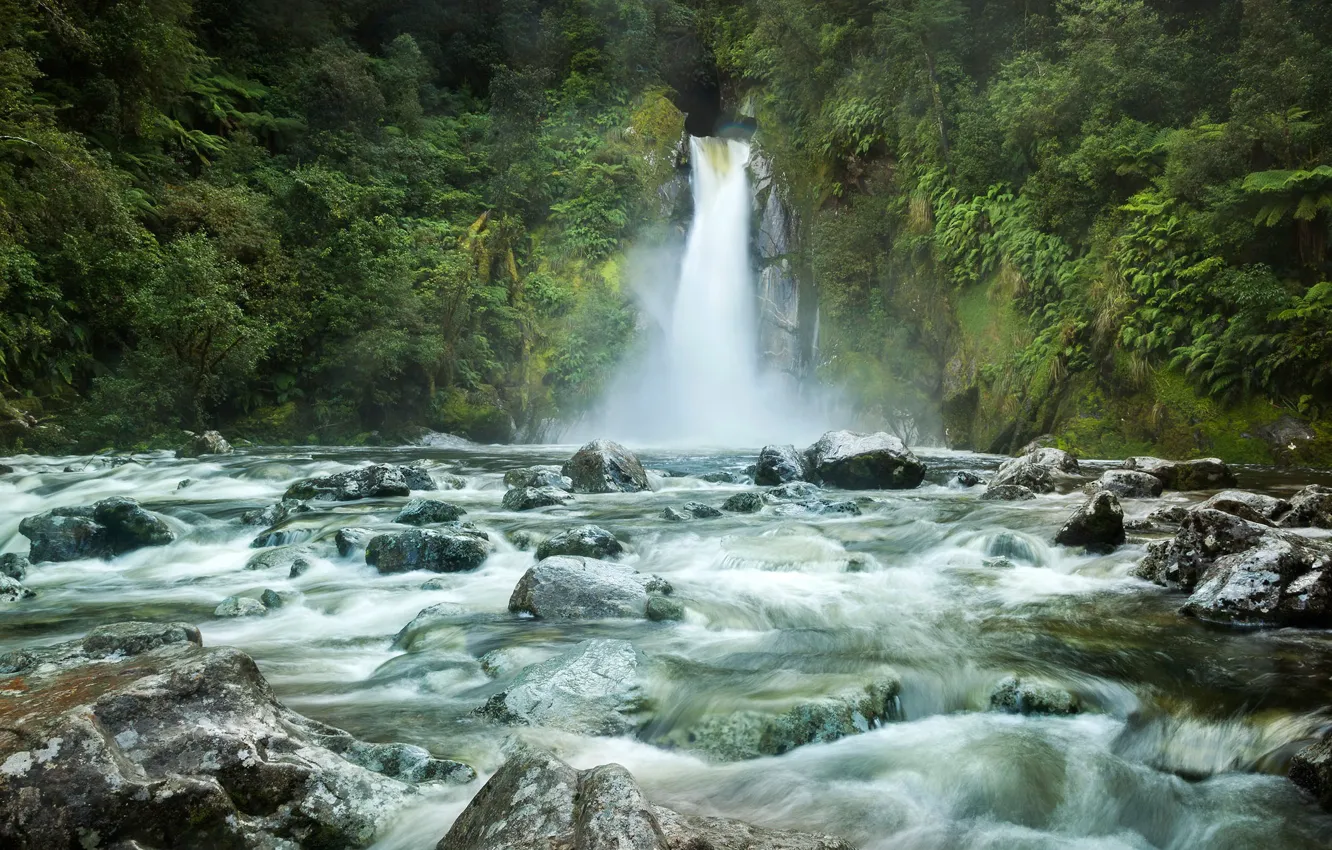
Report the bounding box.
[751,149,811,380]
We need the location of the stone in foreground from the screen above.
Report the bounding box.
[19,497,174,563]
[437,741,854,850]
[535,524,624,560]
[755,443,810,486]
[803,430,926,490]
[0,626,473,849]
[509,556,671,619]
[1291,735,1332,810]
[562,439,651,493]
[1280,485,1332,529]
[365,527,492,574]
[1054,491,1125,552]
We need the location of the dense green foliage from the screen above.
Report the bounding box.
[704,0,1332,460]
[0,0,692,448]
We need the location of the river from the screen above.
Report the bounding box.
[2,443,1331,849]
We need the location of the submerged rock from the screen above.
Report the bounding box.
[509,556,671,620]
[478,639,647,736]
[562,439,650,493]
[682,500,723,518]
[437,741,855,850]
[0,575,35,602]
[990,675,1079,715]
[981,484,1036,502]
[0,552,29,581]
[1195,490,1291,525]
[394,498,466,526]
[214,596,267,617]
[645,595,685,621]
[767,481,822,502]
[244,546,316,578]
[1054,491,1125,552]
[502,485,574,511]
[241,497,311,527]
[803,430,926,490]
[1122,456,1238,490]
[19,497,174,563]
[285,464,435,501]
[176,430,232,458]
[0,626,471,849]
[504,465,573,492]
[1089,469,1164,499]
[535,525,624,560]
[755,444,809,486]
[392,602,470,650]
[335,526,374,557]
[365,527,492,574]
[1279,485,1332,529]
[722,491,765,513]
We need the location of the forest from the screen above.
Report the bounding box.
[2,0,1331,462]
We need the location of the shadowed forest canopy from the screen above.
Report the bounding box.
[3,0,1332,460]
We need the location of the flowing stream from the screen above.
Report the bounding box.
[2,446,1332,849]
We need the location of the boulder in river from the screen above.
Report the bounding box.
[1195,490,1291,525]
[755,444,810,486]
[395,498,466,526]
[0,575,35,602]
[722,491,765,513]
[953,471,985,488]
[1278,484,1332,529]
[504,465,573,492]
[438,741,855,850]
[508,556,671,620]
[679,501,723,519]
[478,639,647,736]
[0,553,29,581]
[803,430,926,490]
[365,527,492,574]
[981,484,1036,502]
[990,675,1079,715]
[645,594,685,621]
[285,463,435,501]
[244,546,316,578]
[1122,456,1238,490]
[1291,735,1332,810]
[0,625,473,849]
[1135,508,1332,626]
[335,526,375,557]
[175,430,232,458]
[19,497,174,563]
[215,595,267,617]
[562,439,651,493]
[535,525,624,560]
[240,497,311,527]
[987,447,1079,495]
[1054,491,1125,553]
[1088,469,1164,499]
[502,485,574,511]
[391,602,469,650]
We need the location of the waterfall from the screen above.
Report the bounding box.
[581,136,830,447]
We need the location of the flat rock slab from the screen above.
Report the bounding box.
[509,556,671,620]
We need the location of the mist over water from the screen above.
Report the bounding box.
[578,136,835,448]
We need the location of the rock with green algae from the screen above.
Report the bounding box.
[990,675,1079,715]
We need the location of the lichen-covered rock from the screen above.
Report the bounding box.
[535,525,624,560]
[1089,469,1164,499]
[1291,735,1332,810]
[214,596,267,617]
[508,556,670,620]
[395,498,466,526]
[478,639,647,736]
[365,527,492,574]
[980,484,1036,502]
[245,546,316,578]
[645,595,685,622]
[723,492,765,513]
[990,676,1079,715]
[335,527,374,557]
[1133,509,1270,591]
[562,439,651,494]
[682,678,901,761]
[1054,491,1125,552]
[19,497,174,563]
[285,464,436,501]
[803,430,926,490]
[661,507,690,522]
[0,628,471,849]
[1195,490,1291,525]
[241,498,311,527]
[681,500,723,519]
[504,465,574,492]
[1278,485,1332,529]
[0,553,29,581]
[767,481,822,502]
[755,444,809,486]
[502,485,574,511]
[1122,456,1238,490]
[175,430,232,458]
[437,741,855,850]
[988,448,1079,495]
[0,575,35,602]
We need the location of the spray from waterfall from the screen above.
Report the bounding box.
[578,136,835,447]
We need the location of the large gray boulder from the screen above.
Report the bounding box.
[394,498,466,526]
[245,546,316,578]
[755,444,809,486]
[19,497,174,563]
[502,486,574,511]
[478,639,647,736]
[803,430,926,490]
[0,626,472,849]
[1134,508,1332,627]
[1054,491,1125,552]
[504,465,574,492]
[176,430,232,458]
[987,448,1079,495]
[1122,456,1237,490]
[535,525,624,560]
[365,527,492,574]
[437,741,855,850]
[285,464,436,501]
[509,556,671,620]
[1089,469,1164,499]
[335,527,374,557]
[562,439,651,493]
[1195,490,1291,525]
[1278,485,1332,529]
[980,484,1036,502]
